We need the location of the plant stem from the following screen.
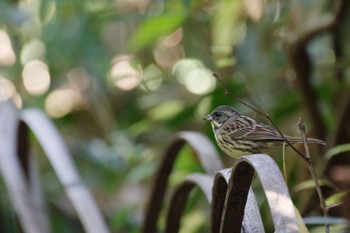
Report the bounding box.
[298,117,329,233]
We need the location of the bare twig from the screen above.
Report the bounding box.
[326,201,343,211]
[213,73,311,163]
[298,117,329,233]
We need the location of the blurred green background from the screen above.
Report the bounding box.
[1,0,350,232]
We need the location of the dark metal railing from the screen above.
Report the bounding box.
[0,101,301,233]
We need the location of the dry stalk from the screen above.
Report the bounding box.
[298,117,329,233]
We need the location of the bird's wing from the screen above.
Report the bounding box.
[224,116,285,141]
[243,122,284,141]
[224,116,256,139]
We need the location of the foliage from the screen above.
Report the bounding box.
[1,0,350,232]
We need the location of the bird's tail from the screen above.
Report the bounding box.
[284,136,326,146]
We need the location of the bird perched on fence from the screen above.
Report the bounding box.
[203,105,326,158]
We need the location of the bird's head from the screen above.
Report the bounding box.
[203,105,240,130]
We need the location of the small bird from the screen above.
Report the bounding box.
[203,105,326,158]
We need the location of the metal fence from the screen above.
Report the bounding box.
[0,101,302,232]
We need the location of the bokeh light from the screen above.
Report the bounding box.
[172,59,216,95]
[153,28,184,68]
[22,60,50,96]
[172,59,204,84]
[109,55,142,91]
[243,0,263,22]
[140,64,163,91]
[20,39,46,65]
[0,76,16,101]
[45,88,82,118]
[12,93,23,108]
[0,30,16,66]
[163,28,183,47]
[183,68,216,95]
[0,76,22,108]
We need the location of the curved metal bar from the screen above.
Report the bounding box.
[142,131,223,233]
[220,154,299,233]
[0,101,43,233]
[165,173,213,233]
[212,171,229,233]
[242,186,265,233]
[242,154,299,232]
[177,132,223,176]
[186,173,214,202]
[213,169,264,233]
[21,109,110,233]
[17,120,51,233]
[220,162,255,233]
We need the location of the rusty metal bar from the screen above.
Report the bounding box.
[165,174,213,233]
[21,109,110,233]
[142,131,223,233]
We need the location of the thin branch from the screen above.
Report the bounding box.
[325,201,343,211]
[213,73,311,163]
[298,117,329,233]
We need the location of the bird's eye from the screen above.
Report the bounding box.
[213,112,221,118]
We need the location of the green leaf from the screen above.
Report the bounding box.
[325,191,347,206]
[293,179,333,193]
[128,14,186,52]
[325,143,350,160]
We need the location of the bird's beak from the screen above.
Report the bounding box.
[203,114,212,121]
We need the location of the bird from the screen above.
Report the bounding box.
[203,105,326,158]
